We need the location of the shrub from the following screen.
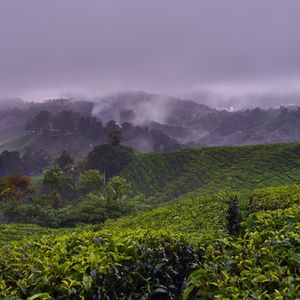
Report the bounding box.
[0,230,201,299]
[225,194,242,235]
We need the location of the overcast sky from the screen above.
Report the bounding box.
[1,0,300,101]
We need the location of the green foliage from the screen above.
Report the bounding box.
[250,183,300,211]
[122,142,300,203]
[59,194,107,226]
[184,205,300,299]
[43,165,74,200]
[30,175,44,192]
[87,144,134,180]
[78,169,104,195]
[3,142,300,298]
[0,230,200,299]
[103,175,131,201]
[226,194,242,235]
[15,204,61,227]
[3,182,300,298]
[104,193,228,243]
[54,150,74,170]
[0,224,83,246]
[60,177,132,227]
[43,165,68,193]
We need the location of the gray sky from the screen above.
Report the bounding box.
[1,0,300,101]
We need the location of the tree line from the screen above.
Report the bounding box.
[0,135,138,226]
[25,110,181,152]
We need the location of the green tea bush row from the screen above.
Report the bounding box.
[122,143,300,203]
[0,230,201,299]
[184,205,300,299]
[103,193,228,243]
[0,224,100,245]
[250,183,300,211]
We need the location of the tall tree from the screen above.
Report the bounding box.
[78,169,104,195]
[107,130,122,146]
[87,144,134,181]
[55,150,74,170]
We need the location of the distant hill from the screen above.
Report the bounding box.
[1,92,300,156]
[92,91,216,127]
[0,99,94,141]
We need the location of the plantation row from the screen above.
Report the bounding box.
[0,230,200,299]
[2,183,300,298]
[104,193,228,242]
[122,142,300,202]
[184,205,300,299]
[0,224,100,246]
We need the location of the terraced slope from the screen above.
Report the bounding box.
[0,224,99,245]
[3,183,300,298]
[122,142,300,202]
[104,193,228,242]
[250,183,300,211]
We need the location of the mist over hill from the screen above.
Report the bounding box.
[1,91,300,157]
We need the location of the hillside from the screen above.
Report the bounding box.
[0,133,96,158]
[0,99,94,142]
[104,193,228,242]
[122,142,300,202]
[2,95,300,157]
[2,183,300,298]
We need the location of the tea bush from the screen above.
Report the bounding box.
[0,230,201,299]
[0,224,101,245]
[103,192,228,243]
[122,142,300,203]
[184,205,300,299]
[250,183,300,211]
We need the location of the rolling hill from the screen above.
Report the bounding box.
[122,142,300,203]
[2,181,300,298]
[2,94,300,158]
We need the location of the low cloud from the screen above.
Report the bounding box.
[1,0,300,107]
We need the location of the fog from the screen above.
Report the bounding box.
[1,0,300,107]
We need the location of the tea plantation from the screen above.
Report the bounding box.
[2,142,300,298]
[1,182,300,298]
[122,142,300,203]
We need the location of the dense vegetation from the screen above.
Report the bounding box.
[0,224,93,246]
[0,230,200,299]
[103,193,228,242]
[3,141,300,227]
[184,205,300,299]
[122,142,300,202]
[250,183,300,211]
[2,138,300,298]
[2,182,300,298]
